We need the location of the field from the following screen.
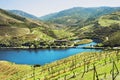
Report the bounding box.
[0,50,120,80]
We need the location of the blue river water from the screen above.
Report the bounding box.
[0,42,100,65]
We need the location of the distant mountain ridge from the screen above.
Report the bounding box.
[8,10,39,20]
[39,7,120,26]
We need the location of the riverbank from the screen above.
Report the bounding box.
[74,39,93,46]
[0,42,97,65]
[83,46,120,50]
[0,50,120,80]
[0,39,93,49]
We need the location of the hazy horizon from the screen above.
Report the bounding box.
[0,0,120,17]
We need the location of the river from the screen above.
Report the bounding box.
[0,42,100,65]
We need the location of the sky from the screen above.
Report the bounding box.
[0,0,120,17]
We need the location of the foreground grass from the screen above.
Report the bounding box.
[0,50,120,80]
[0,61,31,80]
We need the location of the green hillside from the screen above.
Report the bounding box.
[0,8,52,39]
[0,8,75,48]
[40,7,120,27]
[0,7,120,47]
[103,31,120,47]
[68,11,120,47]
[94,12,120,47]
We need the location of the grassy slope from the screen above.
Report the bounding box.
[103,31,120,46]
[96,12,120,46]
[98,12,120,27]
[0,61,31,80]
[0,9,75,43]
[67,11,120,45]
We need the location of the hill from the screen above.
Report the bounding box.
[0,8,75,47]
[67,11,120,47]
[93,11,120,47]
[8,10,38,20]
[40,7,120,27]
[0,7,120,47]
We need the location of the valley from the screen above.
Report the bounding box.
[0,6,120,80]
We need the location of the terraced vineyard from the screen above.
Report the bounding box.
[1,50,120,80]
